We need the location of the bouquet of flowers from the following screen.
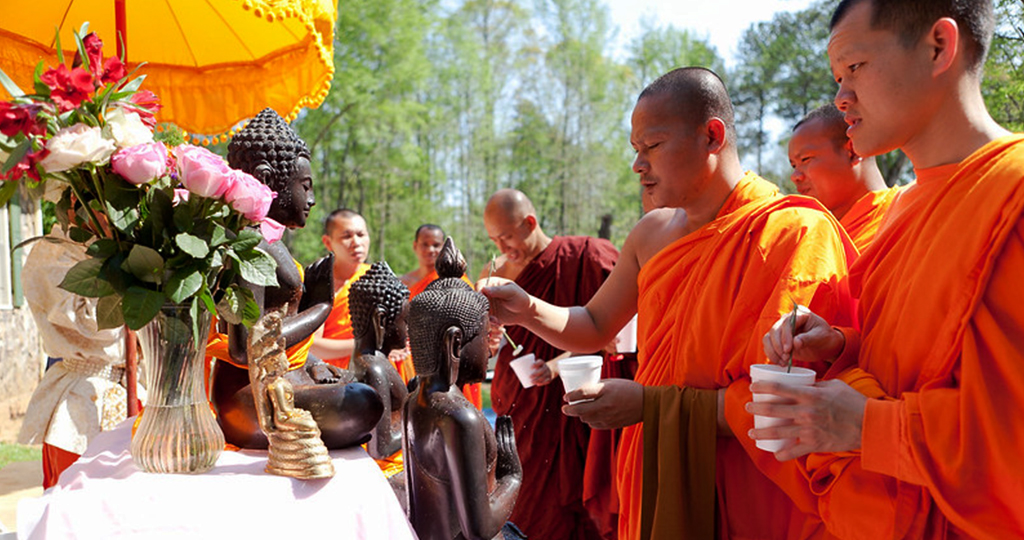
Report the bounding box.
[0,25,279,335]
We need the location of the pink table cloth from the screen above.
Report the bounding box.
[17,420,416,539]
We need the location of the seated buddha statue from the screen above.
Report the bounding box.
[209,108,383,450]
[347,261,410,460]
[404,238,523,540]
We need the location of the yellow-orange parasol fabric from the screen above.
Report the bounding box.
[0,0,337,137]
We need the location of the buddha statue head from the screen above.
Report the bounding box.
[408,238,490,386]
[227,108,314,229]
[349,261,410,354]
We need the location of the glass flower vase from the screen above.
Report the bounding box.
[130,304,224,473]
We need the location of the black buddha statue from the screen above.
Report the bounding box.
[210,108,383,450]
[404,238,522,540]
[348,260,410,460]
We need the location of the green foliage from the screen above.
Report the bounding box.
[0,442,41,470]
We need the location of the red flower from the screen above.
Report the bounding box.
[1,147,49,182]
[40,65,94,112]
[83,33,104,74]
[128,89,162,127]
[101,56,126,85]
[0,102,45,138]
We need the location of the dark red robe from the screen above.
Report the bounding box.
[492,235,619,540]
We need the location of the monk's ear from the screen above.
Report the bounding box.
[925,17,959,77]
[706,118,727,155]
[523,214,538,233]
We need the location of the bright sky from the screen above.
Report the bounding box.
[604,0,819,66]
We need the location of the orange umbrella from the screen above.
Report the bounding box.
[0,0,337,138]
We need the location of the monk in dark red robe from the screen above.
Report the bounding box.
[483,189,618,540]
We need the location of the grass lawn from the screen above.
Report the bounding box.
[481,382,492,410]
[0,443,41,470]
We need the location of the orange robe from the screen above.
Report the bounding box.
[623,173,858,540]
[320,263,371,368]
[839,186,901,252]
[405,270,481,408]
[805,135,1024,539]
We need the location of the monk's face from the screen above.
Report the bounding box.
[828,1,936,158]
[484,210,535,265]
[630,93,709,210]
[267,156,314,229]
[788,119,862,213]
[413,228,444,271]
[321,215,369,268]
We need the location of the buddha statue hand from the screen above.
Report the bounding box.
[298,253,335,313]
[304,356,355,385]
[494,416,522,481]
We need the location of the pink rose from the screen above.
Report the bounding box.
[224,170,276,222]
[111,142,167,185]
[175,144,234,198]
[172,188,190,205]
[259,218,285,244]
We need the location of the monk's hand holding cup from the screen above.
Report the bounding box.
[762,304,845,366]
[529,358,558,386]
[562,379,643,430]
[746,378,868,461]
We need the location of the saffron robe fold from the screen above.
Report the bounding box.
[807,135,1024,540]
[640,385,717,540]
[492,236,619,540]
[839,186,901,252]
[321,263,371,368]
[624,173,858,540]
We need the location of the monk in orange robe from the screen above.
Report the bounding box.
[310,208,371,368]
[754,1,1024,538]
[788,103,897,252]
[400,223,482,408]
[481,188,619,540]
[484,68,857,540]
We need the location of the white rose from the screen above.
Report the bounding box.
[104,108,153,148]
[39,124,117,173]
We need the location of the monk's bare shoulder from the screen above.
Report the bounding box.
[626,208,690,266]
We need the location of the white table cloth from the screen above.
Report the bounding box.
[17,420,416,539]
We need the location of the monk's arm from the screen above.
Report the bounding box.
[484,226,643,352]
[308,325,356,361]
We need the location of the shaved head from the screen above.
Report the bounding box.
[638,67,737,144]
[324,208,363,236]
[484,189,537,223]
[830,0,995,74]
[794,103,850,150]
[415,223,444,242]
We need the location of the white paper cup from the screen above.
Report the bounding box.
[559,355,603,403]
[615,316,638,354]
[509,353,537,389]
[750,364,816,452]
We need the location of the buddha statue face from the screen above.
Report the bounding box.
[267,155,314,229]
[227,108,314,229]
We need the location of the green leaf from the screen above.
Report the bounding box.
[0,65,24,98]
[2,138,31,174]
[96,294,125,330]
[54,26,65,66]
[0,181,18,208]
[122,244,165,284]
[68,226,93,243]
[240,292,261,328]
[175,233,209,258]
[59,258,115,297]
[231,229,263,252]
[33,62,50,97]
[210,224,229,247]
[86,238,119,259]
[173,203,194,231]
[119,75,146,94]
[235,247,279,287]
[216,286,243,325]
[122,286,165,331]
[165,269,203,303]
[103,174,143,232]
[146,187,174,244]
[198,289,217,315]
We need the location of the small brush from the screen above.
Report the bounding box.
[786,295,798,373]
[486,254,524,357]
